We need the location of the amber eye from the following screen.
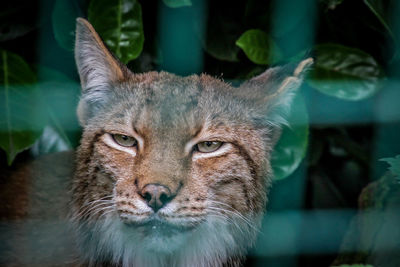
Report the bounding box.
[112,134,138,147]
[195,141,223,153]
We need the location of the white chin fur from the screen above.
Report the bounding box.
[78,214,255,267]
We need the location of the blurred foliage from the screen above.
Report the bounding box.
[88,0,144,64]
[307,44,384,101]
[271,94,308,180]
[0,50,45,165]
[0,0,397,182]
[363,0,395,41]
[52,0,84,51]
[163,0,192,8]
[0,0,399,266]
[236,29,282,65]
[380,155,400,179]
[202,11,241,62]
[33,65,81,150]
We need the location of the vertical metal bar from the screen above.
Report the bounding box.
[270,0,316,58]
[372,1,400,177]
[157,0,206,75]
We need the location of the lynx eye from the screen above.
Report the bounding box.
[112,134,138,147]
[195,141,223,153]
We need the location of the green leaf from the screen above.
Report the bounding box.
[0,50,45,165]
[380,155,400,178]
[31,126,71,156]
[203,15,241,62]
[163,0,192,8]
[307,44,384,101]
[363,0,395,39]
[236,29,282,65]
[31,66,81,157]
[52,0,83,51]
[88,0,144,64]
[271,94,309,180]
[363,1,399,60]
[35,66,81,150]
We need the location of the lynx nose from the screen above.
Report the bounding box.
[140,184,173,212]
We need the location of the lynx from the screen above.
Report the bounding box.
[0,18,312,266]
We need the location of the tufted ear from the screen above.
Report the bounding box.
[74,18,131,125]
[239,58,313,126]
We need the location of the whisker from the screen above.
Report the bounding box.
[207,200,254,221]
[81,195,113,208]
[98,206,117,219]
[77,201,114,218]
[207,199,260,227]
[86,204,114,218]
[207,212,247,237]
[207,206,261,234]
[72,196,115,222]
[208,206,257,231]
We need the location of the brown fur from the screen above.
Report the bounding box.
[0,152,78,266]
[0,18,312,267]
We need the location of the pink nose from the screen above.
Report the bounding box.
[139,184,173,212]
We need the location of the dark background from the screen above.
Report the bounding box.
[1,0,400,266]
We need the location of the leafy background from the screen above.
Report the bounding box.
[1,0,400,266]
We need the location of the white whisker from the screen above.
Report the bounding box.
[206,202,261,234]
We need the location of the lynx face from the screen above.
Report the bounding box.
[71,18,312,267]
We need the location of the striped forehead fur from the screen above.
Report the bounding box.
[73,17,313,267]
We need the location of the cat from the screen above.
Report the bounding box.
[0,18,312,267]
